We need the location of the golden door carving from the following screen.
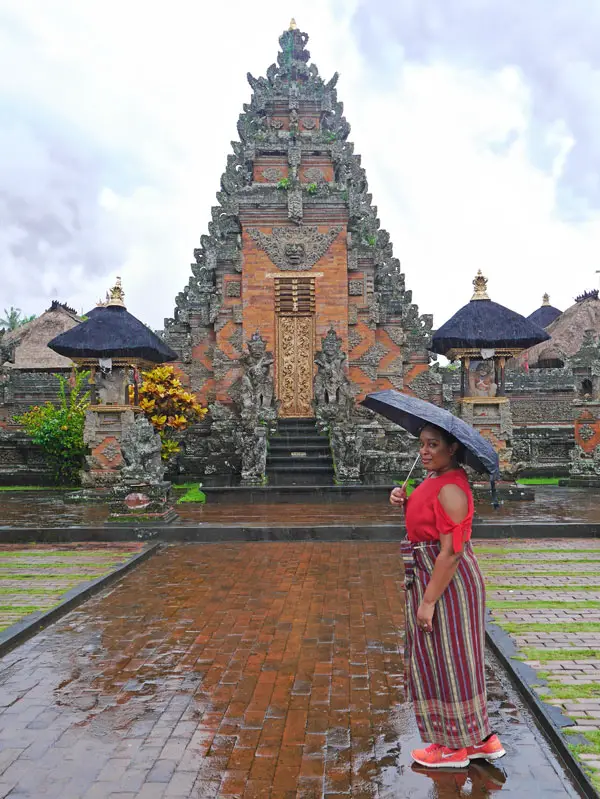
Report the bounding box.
[277,316,314,418]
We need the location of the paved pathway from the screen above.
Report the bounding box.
[0,543,578,798]
[481,539,600,789]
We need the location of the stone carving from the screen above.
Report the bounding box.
[228,327,243,355]
[304,166,324,182]
[236,425,268,485]
[261,167,284,181]
[120,415,165,486]
[407,369,442,404]
[579,424,595,443]
[226,281,241,297]
[330,425,363,484]
[247,226,342,271]
[383,325,406,348]
[238,332,275,425]
[348,280,363,296]
[96,367,128,406]
[301,118,317,130]
[314,328,353,424]
[348,330,362,351]
[287,187,303,224]
[570,443,600,479]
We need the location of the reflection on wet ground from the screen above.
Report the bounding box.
[0,543,579,797]
[2,486,600,528]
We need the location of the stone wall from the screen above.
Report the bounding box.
[0,430,52,485]
[0,368,73,427]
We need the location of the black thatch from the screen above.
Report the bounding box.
[576,289,599,303]
[431,299,550,355]
[48,305,178,363]
[83,306,106,320]
[527,304,562,329]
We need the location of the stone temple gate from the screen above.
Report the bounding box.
[163,21,435,483]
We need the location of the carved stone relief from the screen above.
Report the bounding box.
[348,280,364,296]
[261,167,284,182]
[226,281,241,298]
[247,226,342,271]
[314,328,353,424]
[304,166,324,182]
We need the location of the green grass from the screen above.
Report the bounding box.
[0,550,129,559]
[0,485,75,491]
[539,682,600,700]
[483,570,600,577]
[0,572,103,580]
[0,604,50,614]
[516,477,561,485]
[518,647,600,662]
[488,600,600,610]
[488,584,600,592]
[177,487,206,504]
[0,587,65,596]
[499,622,600,633]
[476,547,600,556]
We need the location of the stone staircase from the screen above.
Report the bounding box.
[267,418,335,485]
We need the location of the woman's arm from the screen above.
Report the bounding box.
[416,483,468,631]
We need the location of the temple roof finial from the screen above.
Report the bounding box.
[289,18,297,30]
[471,270,490,301]
[106,276,126,308]
[543,292,550,306]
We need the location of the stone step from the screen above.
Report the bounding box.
[267,455,332,466]
[270,434,327,445]
[267,464,335,474]
[268,442,330,454]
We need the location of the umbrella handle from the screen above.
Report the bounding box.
[401,454,421,490]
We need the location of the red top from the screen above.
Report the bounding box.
[404,468,474,554]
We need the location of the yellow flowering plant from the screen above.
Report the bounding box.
[132,365,207,460]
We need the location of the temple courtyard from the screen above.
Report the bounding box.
[0,539,593,798]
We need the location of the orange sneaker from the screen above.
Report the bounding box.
[411,743,469,768]
[466,734,506,761]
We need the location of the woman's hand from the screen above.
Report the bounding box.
[417,599,435,633]
[390,486,407,508]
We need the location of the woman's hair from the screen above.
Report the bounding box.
[420,423,466,464]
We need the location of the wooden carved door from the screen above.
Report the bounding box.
[275,278,315,418]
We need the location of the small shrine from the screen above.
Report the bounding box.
[48,279,179,521]
[432,271,550,474]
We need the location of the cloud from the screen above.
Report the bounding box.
[0,0,599,332]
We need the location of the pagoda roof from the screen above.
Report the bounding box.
[431,271,550,356]
[519,290,600,368]
[527,294,562,329]
[49,279,177,364]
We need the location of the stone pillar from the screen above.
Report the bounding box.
[82,406,138,487]
[460,397,514,476]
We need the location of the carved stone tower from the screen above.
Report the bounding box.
[164,22,433,480]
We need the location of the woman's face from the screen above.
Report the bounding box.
[419,426,457,473]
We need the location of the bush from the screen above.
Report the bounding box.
[15,370,90,485]
[135,365,207,460]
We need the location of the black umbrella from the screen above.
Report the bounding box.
[361,389,500,490]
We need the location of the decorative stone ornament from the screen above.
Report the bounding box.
[247,226,342,271]
[471,270,490,301]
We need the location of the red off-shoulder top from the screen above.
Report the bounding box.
[404,467,474,554]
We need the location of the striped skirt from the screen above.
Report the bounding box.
[402,539,491,748]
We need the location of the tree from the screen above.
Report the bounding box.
[14,370,90,485]
[134,365,207,460]
[0,307,36,331]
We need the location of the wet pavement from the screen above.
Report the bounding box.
[0,544,143,630]
[0,543,580,797]
[1,485,600,528]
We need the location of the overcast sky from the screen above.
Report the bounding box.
[1,0,600,329]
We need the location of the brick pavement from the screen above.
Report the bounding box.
[0,543,577,798]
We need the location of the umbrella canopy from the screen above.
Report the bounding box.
[361,389,500,479]
[48,304,178,364]
[431,271,549,356]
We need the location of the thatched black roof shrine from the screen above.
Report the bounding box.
[431,271,550,356]
[527,294,562,329]
[48,279,177,364]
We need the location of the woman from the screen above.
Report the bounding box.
[390,423,505,768]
